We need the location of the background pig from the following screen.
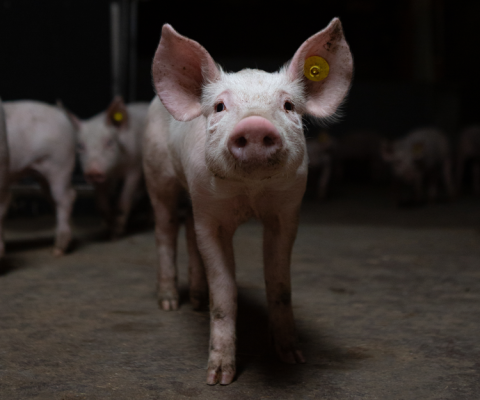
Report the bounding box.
[1,100,76,257]
[305,130,336,200]
[66,97,149,238]
[456,125,480,195]
[144,18,353,385]
[381,128,454,205]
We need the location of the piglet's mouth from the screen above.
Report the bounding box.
[84,172,107,184]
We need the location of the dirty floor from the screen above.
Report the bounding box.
[1,186,480,399]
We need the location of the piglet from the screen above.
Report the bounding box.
[0,100,77,257]
[64,97,149,238]
[143,19,353,385]
[381,128,454,204]
[456,125,480,194]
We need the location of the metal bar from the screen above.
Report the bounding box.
[110,2,121,98]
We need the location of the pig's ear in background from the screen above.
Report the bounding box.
[152,24,220,122]
[106,96,129,130]
[57,100,81,131]
[287,18,353,119]
[381,141,395,162]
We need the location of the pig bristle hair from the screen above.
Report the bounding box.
[201,68,308,116]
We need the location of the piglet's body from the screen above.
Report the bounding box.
[144,19,353,385]
[0,100,76,257]
[72,99,149,237]
[382,128,454,204]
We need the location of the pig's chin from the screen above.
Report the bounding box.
[206,150,289,181]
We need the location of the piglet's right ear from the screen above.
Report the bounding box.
[152,24,220,122]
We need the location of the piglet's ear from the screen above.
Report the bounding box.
[56,100,81,131]
[106,96,129,130]
[152,24,220,122]
[288,18,353,119]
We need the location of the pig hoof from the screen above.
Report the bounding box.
[157,293,179,311]
[277,347,306,364]
[206,364,235,385]
[160,299,178,310]
[52,248,65,257]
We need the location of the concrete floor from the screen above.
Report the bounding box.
[1,186,480,399]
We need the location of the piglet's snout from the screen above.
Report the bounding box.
[228,116,282,163]
[84,168,106,184]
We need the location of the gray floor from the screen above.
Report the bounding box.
[1,186,480,399]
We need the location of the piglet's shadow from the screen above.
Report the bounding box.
[232,288,365,384]
[0,255,28,276]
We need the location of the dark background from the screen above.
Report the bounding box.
[0,0,479,137]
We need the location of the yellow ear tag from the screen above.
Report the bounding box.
[304,56,329,82]
[113,112,124,122]
[318,132,329,143]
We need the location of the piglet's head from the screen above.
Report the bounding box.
[153,19,353,180]
[381,140,425,183]
[75,96,129,184]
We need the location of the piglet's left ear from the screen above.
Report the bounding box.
[106,96,129,129]
[287,18,353,119]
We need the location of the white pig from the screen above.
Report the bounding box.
[143,19,353,385]
[456,125,480,194]
[0,100,76,257]
[381,128,454,204]
[65,97,149,238]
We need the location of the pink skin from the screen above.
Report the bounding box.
[0,100,77,257]
[381,128,455,204]
[228,116,282,163]
[144,18,353,385]
[64,98,149,238]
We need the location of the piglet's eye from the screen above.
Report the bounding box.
[215,102,225,113]
[284,101,294,112]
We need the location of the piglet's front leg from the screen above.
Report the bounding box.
[263,212,305,365]
[195,216,237,386]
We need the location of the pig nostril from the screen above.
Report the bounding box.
[263,135,275,147]
[235,137,247,148]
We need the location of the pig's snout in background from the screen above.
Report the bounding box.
[84,167,107,184]
[227,116,282,164]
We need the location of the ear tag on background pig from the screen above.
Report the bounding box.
[113,112,124,123]
[412,142,424,157]
[304,56,329,82]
